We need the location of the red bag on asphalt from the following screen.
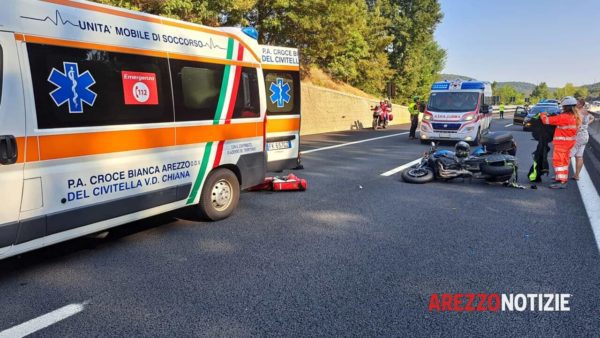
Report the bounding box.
[272,174,307,191]
[248,174,307,192]
[247,177,274,191]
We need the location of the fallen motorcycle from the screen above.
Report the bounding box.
[402,132,518,184]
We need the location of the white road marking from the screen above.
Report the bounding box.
[0,302,87,338]
[504,123,513,127]
[572,163,600,253]
[302,132,409,154]
[381,158,422,177]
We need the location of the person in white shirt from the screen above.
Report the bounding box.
[571,99,595,180]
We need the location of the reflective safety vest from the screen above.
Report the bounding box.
[499,105,505,112]
[540,112,577,147]
[408,102,418,115]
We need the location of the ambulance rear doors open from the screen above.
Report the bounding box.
[261,45,301,171]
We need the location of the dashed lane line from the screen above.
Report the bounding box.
[0,302,87,338]
[504,123,513,127]
[381,158,422,177]
[302,132,409,154]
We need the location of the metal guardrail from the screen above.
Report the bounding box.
[584,110,600,191]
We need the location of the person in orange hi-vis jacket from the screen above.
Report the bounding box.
[540,96,580,189]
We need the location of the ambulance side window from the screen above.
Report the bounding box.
[232,68,260,119]
[170,60,223,122]
[264,71,300,115]
[27,44,173,129]
[0,45,3,106]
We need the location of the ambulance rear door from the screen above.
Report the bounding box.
[0,32,25,255]
[261,45,301,172]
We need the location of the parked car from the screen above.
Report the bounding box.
[540,99,560,105]
[523,104,561,131]
[513,106,529,125]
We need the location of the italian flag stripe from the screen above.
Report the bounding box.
[213,38,236,125]
[187,38,235,204]
[214,45,245,168]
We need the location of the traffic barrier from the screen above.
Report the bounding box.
[584,110,600,191]
[492,105,519,114]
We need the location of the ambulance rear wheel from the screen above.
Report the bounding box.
[198,168,240,221]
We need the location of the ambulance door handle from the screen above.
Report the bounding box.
[0,135,18,165]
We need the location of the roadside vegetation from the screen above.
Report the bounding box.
[492,82,595,105]
[94,0,446,104]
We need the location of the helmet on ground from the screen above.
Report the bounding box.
[560,96,577,107]
[455,141,471,158]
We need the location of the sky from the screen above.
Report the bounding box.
[435,0,600,87]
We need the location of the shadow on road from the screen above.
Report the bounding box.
[0,213,184,274]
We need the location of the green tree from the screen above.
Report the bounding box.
[555,83,576,98]
[555,83,588,100]
[245,0,395,95]
[93,0,248,25]
[491,81,498,93]
[574,87,589,99]
[93,0,444,99]
[382,0,446,103]
[530,82,552,103]
[496,85,523,104]
[531,82,550,100]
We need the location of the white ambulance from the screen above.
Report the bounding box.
[420,80,493,144]
[0,0,300,260]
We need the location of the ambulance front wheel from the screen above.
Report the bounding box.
[198,168,240,221]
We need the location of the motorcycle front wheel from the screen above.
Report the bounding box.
[401,166,435,184]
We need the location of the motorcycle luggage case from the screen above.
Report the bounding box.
[480,154,517,176]
[481,132,514,152]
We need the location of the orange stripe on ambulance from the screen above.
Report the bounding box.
[0,0,300,259]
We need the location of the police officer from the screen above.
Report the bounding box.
[408,96,421,139]
[499,104,505,119]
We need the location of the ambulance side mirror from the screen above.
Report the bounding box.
[481,104,490,114]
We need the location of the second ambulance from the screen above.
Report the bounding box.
[420,80,493,144]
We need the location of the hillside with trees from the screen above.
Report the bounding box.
[93,0,446,104]
[441,73,598,103]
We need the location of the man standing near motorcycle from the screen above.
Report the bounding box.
[541,96,580,189]
[408,96,421,139]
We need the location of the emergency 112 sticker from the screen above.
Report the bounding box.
[121,71,159,105]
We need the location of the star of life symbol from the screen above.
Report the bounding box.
[48,62,97,114]
[269,78,291,108]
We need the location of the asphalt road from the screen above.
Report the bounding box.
[0,116,599,336]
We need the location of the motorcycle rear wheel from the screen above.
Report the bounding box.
[401,166,435,184]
